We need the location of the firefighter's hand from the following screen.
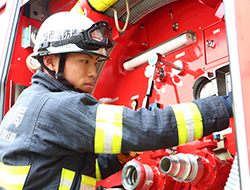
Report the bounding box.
[117,151,143,164]
[220,91,233,117]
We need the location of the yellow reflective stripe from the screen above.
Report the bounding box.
[81,175,96,187]
[179,103,195,142]
[95,160,102,182]
[0,162,30,190]
[59,168,75,190]
[95,104,124,154]
[188,102,203,139]
[170,102,203,145]
[170,104,187,145]
[70,0,84,15]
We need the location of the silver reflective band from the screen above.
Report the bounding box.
[80,184,95,190]
[170,102,203,145]
[59,178,73,189]
[59,168,75,190]
[0,162,31,190]
[95,104,124,154]
[176,103,195,142]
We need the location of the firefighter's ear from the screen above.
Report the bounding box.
[43,55,59,71]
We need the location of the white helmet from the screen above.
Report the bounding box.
[32,11,113,60]
[32,11,113,91]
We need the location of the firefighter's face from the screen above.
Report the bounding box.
[64,53,98,92]
[44,53,98,92]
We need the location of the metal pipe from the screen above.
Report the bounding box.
[123,31,195,71]
[159,153,204,183]
[161,58,199,77]
[161,58,182,71]
[121,160,154,190]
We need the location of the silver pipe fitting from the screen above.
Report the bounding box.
[159,153,204,183]
[121,160,154,190]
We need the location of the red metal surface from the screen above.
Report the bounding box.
[93,0,228,108]
[4,8,39,110]
[93,0,236,188]
[199,0,222,9]
[48,0,78,13]
[204,21,228,64]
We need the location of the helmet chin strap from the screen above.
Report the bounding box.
[55,54,75,90]
[55,54,66,80]
[37,54,83,92]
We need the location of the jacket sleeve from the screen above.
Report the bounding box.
[119,95,230,152]
[32,92,229,155]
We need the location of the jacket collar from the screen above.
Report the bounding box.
[32,70,70,92]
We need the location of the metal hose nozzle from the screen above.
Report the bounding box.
[159,153,204,182]
[121,160,154,190]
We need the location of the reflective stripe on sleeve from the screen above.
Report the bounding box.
[0,162,31,190]
[188,102,203,140]
[170,102,203,145]
[59,168,75,190]
[81,175,96,189]
[95,104,124,154]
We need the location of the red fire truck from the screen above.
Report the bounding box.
[0,0,249,189]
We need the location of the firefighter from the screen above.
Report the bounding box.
[0,11,233,190]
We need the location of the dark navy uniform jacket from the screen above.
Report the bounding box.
[0,70,230,189]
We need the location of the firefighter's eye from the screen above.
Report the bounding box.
[81,60,89,64]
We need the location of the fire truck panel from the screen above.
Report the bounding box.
[0,0,250,189]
